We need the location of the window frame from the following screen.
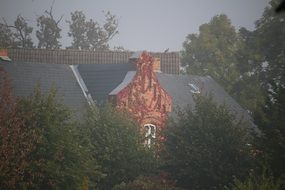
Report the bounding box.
[144,123,156,147]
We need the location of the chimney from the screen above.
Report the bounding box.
[129,51,161,72]
[0,49,11,61]
[152,57,161,72]
[129,51,142,64]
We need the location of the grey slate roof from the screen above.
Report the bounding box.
[0,59,255,128]
[109,71,136,95]
[0,60,88,119]
[77,63,135,105]
[156,73,255,126]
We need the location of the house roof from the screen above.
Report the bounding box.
[77,63,135,105]
[0,60,88,119]
[96,69,254,127]
[109,71,136,95]
[7,49,180,74]
[157,73,260,134]
[156,73,256,128]
[0,58,255,128]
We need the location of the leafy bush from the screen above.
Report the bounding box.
[0,67,40,189]
[16,87,101,189]
[161,95,254,190]
[226,172,285,190]
[86,104,159,190]
[112,176,183,190]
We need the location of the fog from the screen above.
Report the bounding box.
[0,0,269,51]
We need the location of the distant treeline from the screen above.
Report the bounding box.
[0,2,122,51]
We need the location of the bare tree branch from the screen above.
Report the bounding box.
[44,0,63,26]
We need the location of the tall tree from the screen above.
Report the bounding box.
[0,67,40,190]
[0,20,15,48]
[36,3,63,49]
[67,11,118,50]
[12,15,34,48]
[112,176,183,190]
[181,14,240,92]
[226,172,285,190]
[252,0,285,178]
[1,15,34,48]
[86,104,158,190]
[161,95,254,190]
[67,11,89,50]
[230,27,267,117]
[16,87,101,190]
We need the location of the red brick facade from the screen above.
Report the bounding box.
[114,52,172,135]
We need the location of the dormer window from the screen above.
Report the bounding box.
[188,83,200,94]
[144,124,156,147]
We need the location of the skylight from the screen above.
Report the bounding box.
[188,83,200,94]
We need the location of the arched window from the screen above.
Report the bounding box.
[144,124,156,147]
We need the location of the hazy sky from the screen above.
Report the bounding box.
[0,0,270,52]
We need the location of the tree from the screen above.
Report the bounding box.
[113,46,126,51]
[230,27,267,118]
[250,0,285,178]
[180,2,285,181]
[12,15,34,48]
[16,87,101,190]
[86,104,158,190]
[67,10,118,50]
[181,14,240,92]
[112,176,183,190]
[0,67,40,190]
[80,176,90,190]
[36,3,63,49]
[0,15,34,49]
[0,20,15,48]
[226,172,285,190]
[67,11,89,50]
[254,0,285,119]
[161,95,254,190]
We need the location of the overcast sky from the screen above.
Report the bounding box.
[0,0,270,52]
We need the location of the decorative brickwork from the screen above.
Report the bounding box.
[115,52,172,135]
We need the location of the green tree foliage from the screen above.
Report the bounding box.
[16,87,101,189]
[0,20,16,48]
[254,0,285,122]
[181,4,285,180]
[86,104,158,190]
[161,95,254,190]
[67,10,118,50]
[231,27,266,116]
[12,15,34,48]
[0,67,40,190]
[36,4,62,49]
[0,15,34,49]
[80,176,90,190]
[250,0,285,178]
[181,13,267,117]
[226,172,285,190]
[112,176,184,190]
[181,14,240,92]
[67,11,89,50]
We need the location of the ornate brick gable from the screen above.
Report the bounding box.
[115,52,172,133]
